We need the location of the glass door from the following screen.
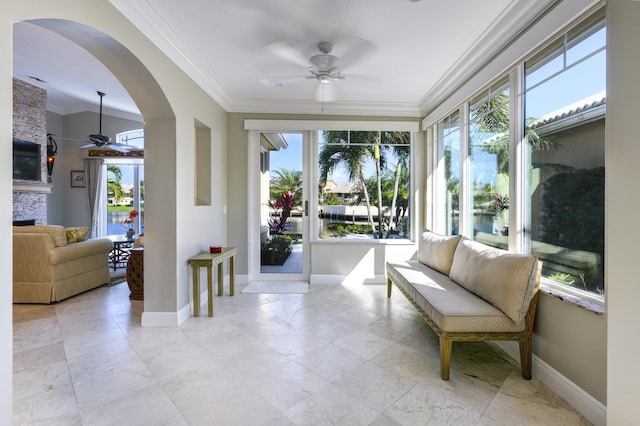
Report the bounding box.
[252,131,309,282]
[106,160,144,237]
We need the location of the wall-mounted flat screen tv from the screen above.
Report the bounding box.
[13,139,41,181]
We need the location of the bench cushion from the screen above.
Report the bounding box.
[449,238,539,323]
[387,260,525,333]
[417,231,462,275]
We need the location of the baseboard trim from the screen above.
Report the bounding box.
[495,341,606,426]
[141,311,180,327]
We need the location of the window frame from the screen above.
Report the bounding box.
[244,120,420,245]
[316,130,413,241]
[429,10,606,310]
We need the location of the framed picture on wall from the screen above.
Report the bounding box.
[70,170,86,188]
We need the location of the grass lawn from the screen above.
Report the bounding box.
[107,205,137,214]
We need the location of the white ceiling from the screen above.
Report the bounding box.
[12,0,553,120]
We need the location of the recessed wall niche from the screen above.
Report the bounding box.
[194,120,211,206]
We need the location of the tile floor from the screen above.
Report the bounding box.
[13,276,592,425]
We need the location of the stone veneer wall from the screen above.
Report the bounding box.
[12,78,48,225]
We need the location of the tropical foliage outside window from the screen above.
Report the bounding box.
[105,130,145,236]
[469,77,510,241]
[318,130,411,240]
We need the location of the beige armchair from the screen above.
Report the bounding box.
[13,225,113,303]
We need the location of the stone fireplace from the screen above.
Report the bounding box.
[13,78,50,225]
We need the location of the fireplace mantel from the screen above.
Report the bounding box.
[13,182,53,193]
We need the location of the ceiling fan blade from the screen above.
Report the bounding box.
[80,142,95,149]
[315,83,338,103]
[264,41,311,68]
[260,75,307,87]
[334,37,377,71]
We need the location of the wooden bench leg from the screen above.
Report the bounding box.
[387,277,392,298]
[519,337,533,380]
[439,335,452,380]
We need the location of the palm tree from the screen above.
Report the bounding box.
[270,168,302,204]
[107,165,124,204]
[381,132,410,237]
[373,137,384,238]
[319,131,381,234]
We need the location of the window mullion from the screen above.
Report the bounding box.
[510,65,527,254]
[459,103,471,237]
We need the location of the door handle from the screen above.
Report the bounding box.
[305,200,309,217]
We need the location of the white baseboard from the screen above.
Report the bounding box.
[495,341,606,426]
[141,311,180,327]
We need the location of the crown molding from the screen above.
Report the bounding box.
[109,0,234,111]
[228,98,423,118]
[419,0,558,115]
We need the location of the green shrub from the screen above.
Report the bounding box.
[326,222,373,236]
[261,235,292,265]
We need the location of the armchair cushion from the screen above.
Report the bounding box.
[65,227,90,244]
[13,225,67,247]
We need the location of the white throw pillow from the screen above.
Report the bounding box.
[417,231,462,275]
[449,238,540,323]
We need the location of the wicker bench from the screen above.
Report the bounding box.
[386,232,542,380]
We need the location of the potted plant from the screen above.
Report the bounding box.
[490,193,509,236]
[122,209,139,239]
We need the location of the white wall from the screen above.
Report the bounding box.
[606,1,640,423]
[46,111,64,225]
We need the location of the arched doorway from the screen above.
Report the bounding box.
[13,18,177,319]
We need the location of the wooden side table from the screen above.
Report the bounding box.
[188,247,237,317]
[126,247,144,300]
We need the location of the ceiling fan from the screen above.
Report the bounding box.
[80,91,131,152]
[260,38,375,103]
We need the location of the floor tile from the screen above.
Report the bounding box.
[12,275,592,425]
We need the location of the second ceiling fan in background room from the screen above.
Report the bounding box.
[80,91,131,152]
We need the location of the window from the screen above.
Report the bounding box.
[525,9,605,295]
[432,9,605,299]
[106,130,145,236]
[436,112,461,235]
[317,130,411,240]
[469,77,510,243]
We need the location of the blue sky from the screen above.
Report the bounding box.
[270,132,380,183]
